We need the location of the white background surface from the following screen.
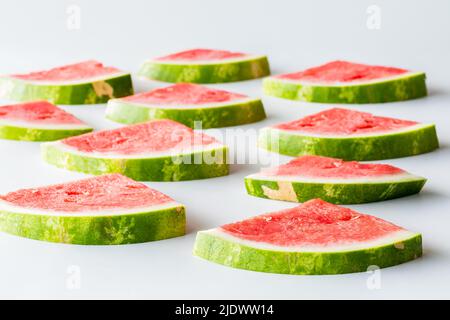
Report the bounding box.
[0,0,449,299]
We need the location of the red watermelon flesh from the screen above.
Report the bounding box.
[260,155,404,179]
[0,174,173,213]
[221,199,402,247]
[276,60,408,83]
[62,120,218,155]
[122,83,247,105]
[10,60,121,82]
[155,49,248,62]
[274,108,418,136]
[0,101,84,125]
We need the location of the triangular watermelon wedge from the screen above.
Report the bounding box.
[0,174,185,245]
[259,108,439,160]
[106,83,266,128]
[41,119,229,181]
[263,60,427,103]
[0,60,133,104]
[194,199,422,275]
[138,48,270,83]
[0,101,92,141]
[245,155,426,204]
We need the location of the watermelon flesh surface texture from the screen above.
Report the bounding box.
[274,107,418,135]
[0,101,84,125]
[260,155,405,178]
[263,60,427,103]
[258,108,439,160]
[106,83,266,128]
[276,60,408,83]
[138,48,271,84]
[62,118,218,154]
[193,199,422,275]
[0,174,186,245]
[0,60,133,105]
[155,49,248,61]
[245,155,426,204]
[10,60,121,82]
[0,101,92,141]
[41,119,229,181]
[122,83,247,105]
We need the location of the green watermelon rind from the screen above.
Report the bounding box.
[0,203,186,245]
[41,142,229,181]
[263,72,427,104]
[244,175,426,204]
[0,73,134,105]
[105,98,267,129]
[0,123,93,142]
[193,230,422,275]
[258,124,439,161]
[138,56,270,83]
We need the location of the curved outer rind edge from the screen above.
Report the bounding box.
[244,176,426,204]
[262,72,427,103]
[0,205,186,245]
[105,98,266,128]
[0,124,93,141]
[0,74,134,105]
[193,230,422,275]
[138,56,270,84]
[257,125,439,160]
[41,143,230,181]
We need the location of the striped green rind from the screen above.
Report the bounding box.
[244,176,426,204]
[263,72,427,103]
[0,74,133,105]
[0,205,185,245]
[258,125,439,160]
[193,231,422,275]
[138,56,270,83]
[0,124,92,142]
[105,99,266,129]
[41,143,229,181]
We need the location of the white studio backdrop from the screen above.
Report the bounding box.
[0,0,449,299]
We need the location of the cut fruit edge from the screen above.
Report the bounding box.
[143,55,268,66]
[0,118,92,130]
[41,141,228,160]
[196,228,420,253]
[265,71,425,87]
[1,71,130,86]
[245,172,426,184]
[107,96,262,110]
[0,198,184,217]
[260,123,435,139]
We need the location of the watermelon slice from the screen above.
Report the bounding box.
[0,101,92,141]
[245,155,426,204]
[259,108,439,160]
[138,49,270,83]
[0,60,133,105]
[41,119,229,181]
[0,174,185,245]
[106,83,266,128]
[263,60,427,103]
[194,199,422,275]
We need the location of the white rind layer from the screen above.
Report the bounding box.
[0,199,183,217]
[5,71,130,86]
[43,141,226,159]
[108,97,259,110]
[269,71,423,87]
[266,123,432,138]
[201,228,418,253]
[246,172,425,184]
[0,119,91,130]
[146,55,266,65]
